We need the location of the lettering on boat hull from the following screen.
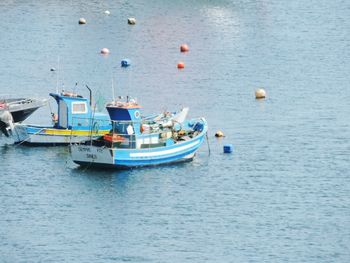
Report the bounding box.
[71,145,114,165]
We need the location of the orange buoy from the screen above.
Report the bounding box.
[180,44,189,52]
[100,48,110,55]
[177,62,185,69]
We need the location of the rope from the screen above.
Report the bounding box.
[14,127,45,147]
[206,132,211,156]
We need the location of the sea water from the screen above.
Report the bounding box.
[0,0,349,262]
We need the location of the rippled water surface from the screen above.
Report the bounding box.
[1,0,350,262]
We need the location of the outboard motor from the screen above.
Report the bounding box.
[0,110,14,137]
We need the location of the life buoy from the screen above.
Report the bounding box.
[134,110,140,118]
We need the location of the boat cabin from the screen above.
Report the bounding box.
[105,100,168,149]
[50,92,109,130]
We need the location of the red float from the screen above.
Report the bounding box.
[177,62,185,69]
[180,44,189,52]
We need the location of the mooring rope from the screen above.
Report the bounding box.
[14,127,45,147]
[206,132,211,156]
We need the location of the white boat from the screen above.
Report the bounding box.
[0,95,47,137]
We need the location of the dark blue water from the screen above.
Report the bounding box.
[1,0,350,262]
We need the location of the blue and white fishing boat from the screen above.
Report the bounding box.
[70,98,208,168]
[9,90,111,145]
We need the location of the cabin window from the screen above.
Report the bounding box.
[72,102,87,114]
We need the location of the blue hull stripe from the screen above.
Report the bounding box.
[113,136,204,166]
[114,147,198,166]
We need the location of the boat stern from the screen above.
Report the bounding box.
[70,144,114,166]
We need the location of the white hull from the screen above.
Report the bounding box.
[71,145,114,164]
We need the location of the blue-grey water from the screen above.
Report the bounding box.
[1,0,349,262]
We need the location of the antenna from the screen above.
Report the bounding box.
[56,56,60,94]
[111,75,115,103]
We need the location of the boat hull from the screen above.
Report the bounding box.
[12,124,110,145]
[0,97,47,123]
[71,131,206,169]
[11,107,41,123]
[73,154,195,169]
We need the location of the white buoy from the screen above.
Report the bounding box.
[215,130,224,137]
[104,10,110,15]
[128,18,136,25]
[100,48,110,55]
[255,88,266,99]
[78,18,86,24]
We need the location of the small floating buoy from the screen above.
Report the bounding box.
[78,18,86,24]
[177,62,185,69]
[104,10,110,15]
[215,130,224,137]
[50,68,56,72]
[255,88,266,99]
[100,48,110,55]
[121,59,131,67]
[128,18,136,25]
[180,44,189,52]
[223,144,233,153]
